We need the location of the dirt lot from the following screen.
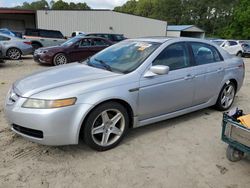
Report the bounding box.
[0,57,249,188]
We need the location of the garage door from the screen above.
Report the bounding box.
[0,19,25,32]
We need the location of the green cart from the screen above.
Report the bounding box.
[221,113,250,162]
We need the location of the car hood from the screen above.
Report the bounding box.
[14,63,120,97]
[39,45,64,51]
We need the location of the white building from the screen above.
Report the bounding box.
[0,9,167,38]
[167,25,205,38]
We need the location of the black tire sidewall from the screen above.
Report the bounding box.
[216,82,236,111]
[83,102,129,151]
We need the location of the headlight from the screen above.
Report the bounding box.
[22,98,77,109]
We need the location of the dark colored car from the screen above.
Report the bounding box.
[33,36,113,66]
[85,33,126,43]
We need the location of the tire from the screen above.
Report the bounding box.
[83,102,129,151]
[53,53,67,66]
[226,145,244,162]
[7,48,21,60]
[32,43,42,50]
[236,51,243,57]
[215,82,236,111]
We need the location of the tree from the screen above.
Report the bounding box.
[15,0,49,9]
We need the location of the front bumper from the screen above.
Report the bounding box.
[33,53,52,64]
[4,95,93,146]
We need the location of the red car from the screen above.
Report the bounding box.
[33,36,113,66]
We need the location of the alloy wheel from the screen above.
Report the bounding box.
[55,54,67,65]
[91,109,125,147]
[8,48,21,60]
[220,84,235,109]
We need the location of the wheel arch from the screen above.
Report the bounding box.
[78,98,135,141]
[31,41,43,47]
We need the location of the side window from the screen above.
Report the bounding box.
[190,42,222,65]
[228,41,237,46]
[78,39,92,47]
[0,35,10,41]
[153,43,190,71]
[92,38,109,46]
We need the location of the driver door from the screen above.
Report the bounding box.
[138,42,195,120]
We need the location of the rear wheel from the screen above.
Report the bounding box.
[216,82,236,111]
[7,48,21,60]
[83,102,129,151]
[53,53,67,66]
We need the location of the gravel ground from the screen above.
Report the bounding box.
[0,57,250,188]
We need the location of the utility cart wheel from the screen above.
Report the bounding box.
[226,145,244,162]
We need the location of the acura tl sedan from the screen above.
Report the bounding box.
[4,37,245,151]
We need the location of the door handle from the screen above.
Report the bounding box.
[184,74,194,80]
[217,68,224,72]
[53,40,58,42]
[40,39,45,41]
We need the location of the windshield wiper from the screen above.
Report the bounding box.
[94,58,112,71]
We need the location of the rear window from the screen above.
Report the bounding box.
[112,34,125,42]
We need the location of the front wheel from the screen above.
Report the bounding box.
[83,102,129,151]
[215,82,236,111]
[53,53,67,66]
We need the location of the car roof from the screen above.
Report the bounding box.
[86,33,123,35]
[130,37,216,44]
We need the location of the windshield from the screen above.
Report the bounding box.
[61,37,80,46]
[87,40,160,73]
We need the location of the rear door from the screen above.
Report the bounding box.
[189,42,225,105]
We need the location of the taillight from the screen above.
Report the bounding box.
[23,41,31,45]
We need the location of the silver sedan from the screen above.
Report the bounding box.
[0,33,33,60]
[4,37,245,151]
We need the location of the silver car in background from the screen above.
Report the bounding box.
[0,33,33,60]
[4,37,245,151]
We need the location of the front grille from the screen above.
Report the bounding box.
[13,124,44,139]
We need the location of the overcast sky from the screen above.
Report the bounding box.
[0,0,128,9]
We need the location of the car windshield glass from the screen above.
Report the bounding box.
[213,41,224,46]
[86,40,160,73]
[61,37,80,46]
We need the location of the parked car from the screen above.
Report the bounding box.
[0,48,5,63]
[0,28,16,37]
[0,33,33,60]
[4,37,244,151]
[239,43,250,57]
[33,36,113,66]
[0,28,23,39]
[212,39,246,57]
[71,31,85,37]
[24,28,67,49]
[85,33,126,43]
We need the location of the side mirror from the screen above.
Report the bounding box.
[144,65,169,78]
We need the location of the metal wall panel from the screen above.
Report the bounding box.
[166,31,181,37]
[36,10,167,38]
